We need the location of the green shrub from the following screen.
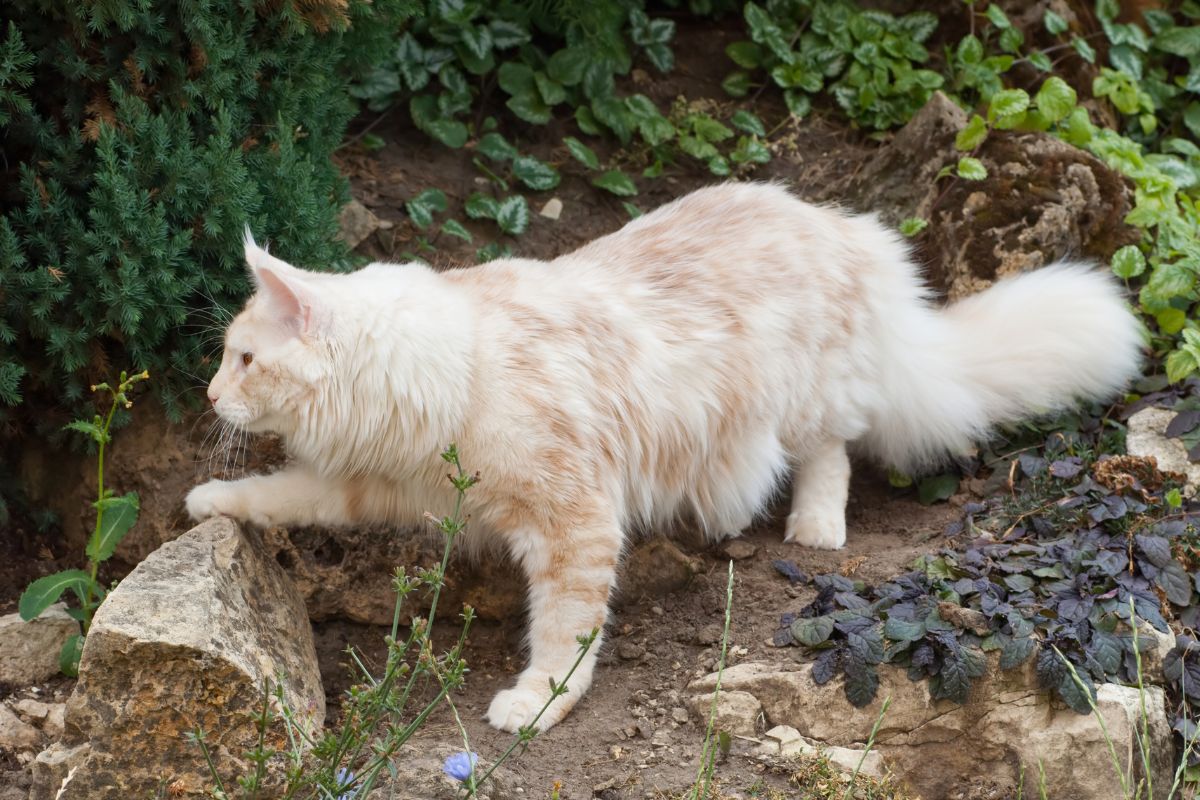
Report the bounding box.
[0,0,413,434]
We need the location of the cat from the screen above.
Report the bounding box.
[186,181,1143,732]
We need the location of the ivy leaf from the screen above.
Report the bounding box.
[546,47,588,86]
[1044,9,1069,35]
[726,41,763,69]
[899,217,928,237]
[87,492,139,562]
[956,156,988,181]
[465,193,500,220]
[1072,37,1097,63]
[791,615,835,646]
[440,220,472,242]
[1035,77,1077,124]
[1154,27,1200,58]
[563,137,600,170]
[988,88,1030,128]
[730,136,771,165]
[955,114,988,151]
[495,195,530,236]
[730,110,766,136]
[488,20,530,49]
[985,4,1011,29]
[19,570,93,621]
[512,156,560,191]
[722,71,752,98]
[592,170,638,196]
[405,188,448,229]
[1111,245,1146,279]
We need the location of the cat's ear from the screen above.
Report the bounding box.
[244,226,321,335]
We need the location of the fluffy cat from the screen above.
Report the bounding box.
[187,182,1143,732]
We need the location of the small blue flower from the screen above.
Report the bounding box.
[442,751,479,782]
[334,767,357,800]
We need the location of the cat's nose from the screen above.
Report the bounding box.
[207,389,218,406]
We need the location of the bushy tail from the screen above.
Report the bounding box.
[861,263,1144,472]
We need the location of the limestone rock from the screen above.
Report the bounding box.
[30,742,89,800]
[0,603,78,685]
[689,659,1172,800]
[760,724,885,778]
[1127,407,1200,496]
[686,689,762,737]
[0,703,42,750]
[339,198,382,249]
[36,518,325,800]
[842,91,1137,301]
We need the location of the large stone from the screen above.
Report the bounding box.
[30,742,89,800]
[685,689,762,737]
[339,198,382,250]
[0,603,78,685]
[36,518,324,800]
[842,91,1138,301]
[689,659,1173,800]
[1127,407,1200,496]
[0,703,42,751]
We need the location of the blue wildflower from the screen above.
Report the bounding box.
[442,751,479,782]
[334,767,357,800]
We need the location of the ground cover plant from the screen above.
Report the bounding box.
[774,399,1200,781]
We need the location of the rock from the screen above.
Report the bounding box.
[686,689,761,737]
[695,624,723,646]
[719,539,757,560]
[0,603,78,685]
[36,518,325,800]
[618,642,646,661]
[672,706,689,724]
[619,539,703,603]
[761,724,884,778]
[689,659,1172,800]
[0,703,42,750]
[30,742,89,800]
[14,699,51,721]
[842,91,1137,301]
[539,197,563,220]
[43,703,65,740]
[339,198,382,250]
[1127,407,1200,496]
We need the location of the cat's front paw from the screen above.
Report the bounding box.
[486,685,573,733]
[185,480,241,522]
[784,510,846,550]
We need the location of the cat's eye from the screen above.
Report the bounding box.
[241,352,254,367]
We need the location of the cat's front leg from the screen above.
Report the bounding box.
[784,439,850,549]
[186,467,350,528]
[486,508,622,733]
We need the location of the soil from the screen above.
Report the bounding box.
[0,17,1042,800]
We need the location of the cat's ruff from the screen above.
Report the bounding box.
[187,182,1143,732]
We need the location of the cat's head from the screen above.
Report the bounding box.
[206,231,334,434]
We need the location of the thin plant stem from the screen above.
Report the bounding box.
[841,696,891,800]
[691,560,735,800]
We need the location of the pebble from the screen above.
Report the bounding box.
[14,699,50,720]
[695,624,723,646]
[671,707,689,724]
[720,539,758,560]
[618,641,646,661]
[635,718,654,740]
[539,197,563,220]
[650,606,664,616]
[0,704,41,750]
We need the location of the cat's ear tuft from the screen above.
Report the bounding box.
[243,225,298,281]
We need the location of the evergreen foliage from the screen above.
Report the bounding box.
[0,0,413,432]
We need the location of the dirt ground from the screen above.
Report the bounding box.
[0,19,1023,800]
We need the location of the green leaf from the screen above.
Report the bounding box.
[495,196,530,235]
[693,116,734,143]
[722,71,752,98]
[592,170,638,197]
[1154,26,1200,57]
[1166,348,1199,383]
[957,34,984,65]
[506,92,552,125]
[985,4,1011,29]
[534,72,567,106]
[725,41,763,69]
[512,156,560,191]
[730,110,766,136]
[883,617,925,642]
[476,132,517,162]
[59,634,83,678]
[783,90,811,118]
[19,570,93,621]
[988,88,1030,127]
[1043,9,1069,35]
[546,47,589,86]
[622,202,642,219]
[1156,308,1186,334]
[917,473,959,504]
[899,217,928,237]
[745,2,794,63]
[1058,669,1096,714]
[440,220,472,242]
[708,155,732,176]
[64,419,107,444]
[497,61,536,96]
[405,188,449,229]
[791,615,835,646]
[956,156,988,181]
[730,136,771,165]
[955,114,988,151]
[1111,245,1146,279]
[458,25,492,62]
[489,20,530,49]
[1072,37,1097,64]
[88,492,139,562]
[563,137,600,170]
[887,467,913,488]
[1034,77,1077,124]
[465,193,500,220]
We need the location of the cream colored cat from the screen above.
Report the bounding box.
[187,182,1142,732]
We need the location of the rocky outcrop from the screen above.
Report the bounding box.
[32,518,324,800]
[688,658,1173,800]
[842,91,1138,300]
[1127,407,1200,496]
[0,603,77,685]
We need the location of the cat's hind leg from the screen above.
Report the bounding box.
[783,439,850,550]
[486,502,621,733]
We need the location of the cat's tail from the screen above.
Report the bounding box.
[859,263,1144,472]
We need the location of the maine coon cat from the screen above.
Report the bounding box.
[187,182,1143,732]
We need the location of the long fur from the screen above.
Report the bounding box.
[187,182,1143,732]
